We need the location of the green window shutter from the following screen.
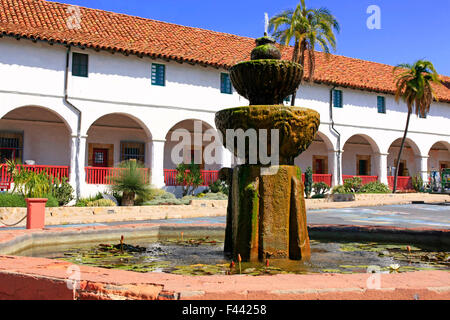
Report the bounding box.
[377,96,386,113]
[151,63,165,86]
[333,90,343,108]
[220,73,232,94]
[72,53,89,77]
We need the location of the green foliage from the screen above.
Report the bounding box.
[6,160,71,204]
[412,174,424,192]
[269,0,340,97]
[312,182,330,195]
[304,167,313,198]
[0,193,26,207]
[359,182,391,194]
[110,160,153,206]
[86,199,117,207]
[207,179,229,195]
[143,190,227,206]
[45,194,59,207]
[331,185,350,194]
[75,193,103,207]
[343,177,363,193]
[0,192,58,207]
[175,163,204,197]
[50,177,74,206]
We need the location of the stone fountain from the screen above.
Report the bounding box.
[215,35,320,262]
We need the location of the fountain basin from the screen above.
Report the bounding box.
[215,105,320,164]
[230,60,303,105]
[0,223,449,300]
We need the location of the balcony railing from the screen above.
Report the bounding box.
[301,174,333,186]
[85,167,150,185]
[388,176,413,191]
[342,175,379,185]
[0,164,69,190]
[164,169,219,187]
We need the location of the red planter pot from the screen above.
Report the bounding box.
[26,198,48,229]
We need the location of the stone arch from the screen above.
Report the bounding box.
[428,141,450,172]
[342,134,381,176]
[387,137,422,177]
[85,113,153,168]
[294,131,335,174]
[0,105,73,166]
[164,119,222,171]
[84,112,152,140]
[1,105,74,135]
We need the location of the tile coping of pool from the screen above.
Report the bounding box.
[0,222,449,300]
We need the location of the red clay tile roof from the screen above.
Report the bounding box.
[1,0,450,103]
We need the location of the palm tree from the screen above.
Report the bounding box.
[269,0,340,105]
[392,60,442,193]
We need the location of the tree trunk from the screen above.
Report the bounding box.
[121,191,135,206]
[393,109,412,193]
[290,41,302,106]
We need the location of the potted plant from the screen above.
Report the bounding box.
[8,161,51,229]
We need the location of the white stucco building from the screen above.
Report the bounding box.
[0,0,449,197]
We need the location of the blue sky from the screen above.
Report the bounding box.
[64,0,450,75]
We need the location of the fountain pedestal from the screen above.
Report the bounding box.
[222,165,310,261]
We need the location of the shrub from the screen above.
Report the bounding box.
[51,177,74,206]
[207,179,229,195]
[331,185,349,194]
[312,182,330,196]
[45,194,59,207]
[304,167,313,198]
[86,199,117,207]
[412,174,424,192]
[343,177,363,193]
[75,193,103,207]
[359,182,391,194]
[176,163,203,196]
[0,193,27,207]
[0,193,58,207]
[110,160,153,206]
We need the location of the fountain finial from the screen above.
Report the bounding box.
[264,12,269,36]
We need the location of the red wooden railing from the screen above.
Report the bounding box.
[342,175,379,185]
[301,174,333,186]
[0,164,11,190]
[85,167,150,185]
[0,164,69,190]
[164,169,219,187]
[388,176,413,191]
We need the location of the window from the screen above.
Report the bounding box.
[377,96,386,113]
[333,89,343,108]
[220,73,232,94]
[0,132,23,163]
[151,63,165,86]
[72,53,89,77]
[120,142,145,162]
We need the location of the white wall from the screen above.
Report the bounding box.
[0,36,449,190]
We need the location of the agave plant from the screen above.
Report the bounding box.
[110,160,152,206]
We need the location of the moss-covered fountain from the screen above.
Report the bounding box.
[215,35,320,262]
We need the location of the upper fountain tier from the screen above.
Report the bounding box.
[230,36,303,105]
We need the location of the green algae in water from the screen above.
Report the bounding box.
[24,238,450,276]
